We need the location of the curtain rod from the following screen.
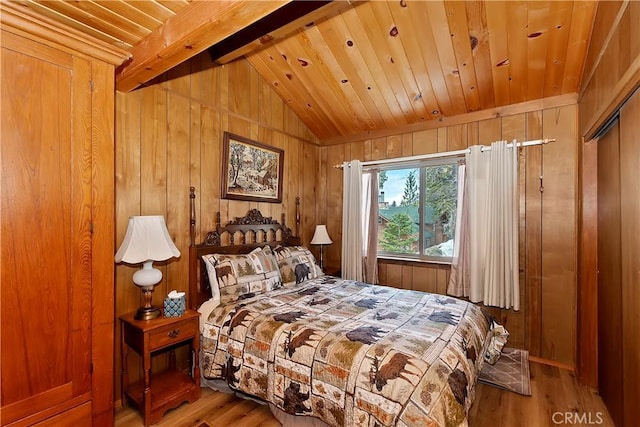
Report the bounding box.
[334,138,555,169]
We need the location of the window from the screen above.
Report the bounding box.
[376,158,460,262]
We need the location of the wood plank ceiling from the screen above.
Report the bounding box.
[11,1,598,143]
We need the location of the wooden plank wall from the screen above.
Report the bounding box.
[114,52,320,403]
[579,1,640,139]
[319,104,578,366]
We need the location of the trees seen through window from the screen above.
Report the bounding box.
[377,161,459,261]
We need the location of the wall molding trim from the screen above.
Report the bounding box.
[320,93,578,146]
[0,2,130,66]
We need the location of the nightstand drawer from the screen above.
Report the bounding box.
[149,319,198,351]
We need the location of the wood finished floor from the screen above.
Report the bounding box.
[115,362,613,427]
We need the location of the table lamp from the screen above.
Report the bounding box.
[311,224,332,270]
[115,215,180,320]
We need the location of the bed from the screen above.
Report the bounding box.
[188,191,492,427]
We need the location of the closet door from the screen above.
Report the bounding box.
[619,89,640,427]
[596,120,623,427]
[0,39,93,424]
[595,88,640,427]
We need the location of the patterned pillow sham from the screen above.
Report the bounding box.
[273,245,324,286]
[202,246,282,304]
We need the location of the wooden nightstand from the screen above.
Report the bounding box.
[120,309,201,426]
[324,265,341,277]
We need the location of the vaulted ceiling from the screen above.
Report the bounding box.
[10,1,598,143]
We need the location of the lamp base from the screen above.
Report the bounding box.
[134,270,162,321]
[134,305,161,321]
[319,245,325,271]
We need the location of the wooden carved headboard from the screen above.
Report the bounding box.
[188,187,301,310]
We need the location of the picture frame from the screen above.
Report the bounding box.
[221,132,284,203]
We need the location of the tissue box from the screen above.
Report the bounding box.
[163,296,186,317]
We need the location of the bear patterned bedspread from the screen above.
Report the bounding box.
[200,276,491,427]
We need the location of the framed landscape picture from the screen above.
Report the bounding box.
[221,132,284,203]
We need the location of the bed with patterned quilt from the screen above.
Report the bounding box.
[188,196,491,427]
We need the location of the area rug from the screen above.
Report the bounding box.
[479,347,531,396]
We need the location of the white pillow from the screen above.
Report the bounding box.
[201,254,221,302]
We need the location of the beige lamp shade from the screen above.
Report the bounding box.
[311,225,332,271]
[115,215,180,264]
[311,225,332,245]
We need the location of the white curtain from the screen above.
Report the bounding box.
[447,162,469,296]
[362,169,379,284]
[467,145,490,303]
[453,141,520,310]
[483,141,519,310]
[342,160,364,280]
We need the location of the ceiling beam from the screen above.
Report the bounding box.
[115,0,292,92]
[211,1,356,64]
